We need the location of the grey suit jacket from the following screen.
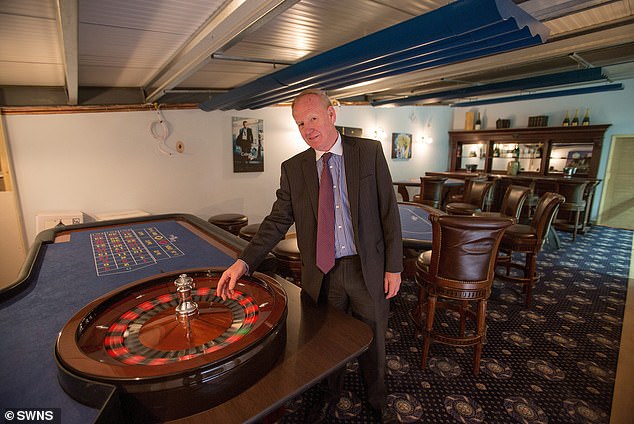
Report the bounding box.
[240,135,403,304]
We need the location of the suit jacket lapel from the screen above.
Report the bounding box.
[301,148,320,221]
[343,136,360,235]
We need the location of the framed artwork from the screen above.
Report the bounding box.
[565,150,591,173]
[232,117,264,172]
[391,132,412,159]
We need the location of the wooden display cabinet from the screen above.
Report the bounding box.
[448,125,609,178]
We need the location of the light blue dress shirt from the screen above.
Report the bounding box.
[316,135,358,258]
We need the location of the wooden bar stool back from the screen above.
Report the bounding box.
[415,214,513,374]
[445,180,495,215]
[413,176,447,209]
[476,185,531,222]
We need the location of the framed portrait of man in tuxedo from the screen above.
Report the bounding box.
[232,117,264,172]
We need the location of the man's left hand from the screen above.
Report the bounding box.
[384,272,401,299]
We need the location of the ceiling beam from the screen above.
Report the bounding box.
[144,0,299,104]
[55,0,78,105]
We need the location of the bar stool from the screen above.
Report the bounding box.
[272,238,301,284]
[208,213,248,236]
[415,214,513,374]
[445,176,485,204]
[581,180,601,233]
[412,176,447,209]
[445,180,494,215]
[238,223,261,241]
[495,192,565,307]
[508,177,537,221]
[553,180,588,241]
[476,185,531,222]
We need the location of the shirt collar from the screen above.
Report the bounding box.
[315,133,343,161]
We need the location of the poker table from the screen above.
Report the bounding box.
[0,214,372,424]
[399,202,445,250]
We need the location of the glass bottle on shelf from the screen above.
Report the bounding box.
[582,108,590,126]
[562,111,570,126]
[475,112,481,130]
[571,109,579,126]
[493,144,500,157]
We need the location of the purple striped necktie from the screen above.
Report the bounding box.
[316,152,335,273]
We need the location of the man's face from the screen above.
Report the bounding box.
[292,94,337,152]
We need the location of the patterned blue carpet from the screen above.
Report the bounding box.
[278,225,633,423]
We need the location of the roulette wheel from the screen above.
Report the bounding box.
[55,267,287,422]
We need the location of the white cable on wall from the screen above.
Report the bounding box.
[148,103,176,156]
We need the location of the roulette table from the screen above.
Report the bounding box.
[0,214,372,423]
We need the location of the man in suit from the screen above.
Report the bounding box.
[236,120,253,160]
[217,89,402,423]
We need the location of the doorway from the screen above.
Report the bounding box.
[597,135,634,230]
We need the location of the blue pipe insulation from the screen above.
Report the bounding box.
[199,0,549,111]
[372,68,608,107]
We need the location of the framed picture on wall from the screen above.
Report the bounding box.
[391,132,412,159]
[232,117,264,172]
[565,150,591,174]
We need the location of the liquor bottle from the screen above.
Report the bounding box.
[562,111,570,127]
[571,109,579,126]
[582,108,590,126]
[493,145,500,157]
[474,112,481,130]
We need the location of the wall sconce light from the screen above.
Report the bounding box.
[421,136,433,145]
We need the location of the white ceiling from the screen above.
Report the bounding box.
[1,0,633,108]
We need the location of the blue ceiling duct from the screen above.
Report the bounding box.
[199,0,549,111]
[372,68,608,107]
[450,83,624,106]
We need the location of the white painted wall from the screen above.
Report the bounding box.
[4,78,632,246]
[3,104,453,244]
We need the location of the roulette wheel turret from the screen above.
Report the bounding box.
[55,268,287,423]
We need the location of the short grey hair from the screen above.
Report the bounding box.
[291,89,332,110]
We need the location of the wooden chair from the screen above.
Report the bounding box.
[553,180,588,241]
[445,180,495,215]
[412,176,447,209]
[415,214,514,374]
[476,184,531,222]
[495,192,565,307]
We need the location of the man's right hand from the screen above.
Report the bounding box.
[216,260,248,300]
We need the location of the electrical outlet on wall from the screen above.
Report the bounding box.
[35,212,84,234]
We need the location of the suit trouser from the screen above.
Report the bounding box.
[320,255,388,410]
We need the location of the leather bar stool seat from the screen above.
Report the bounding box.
[238,223,261,241]
[208,213,248,236]
[272,238,301,284]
